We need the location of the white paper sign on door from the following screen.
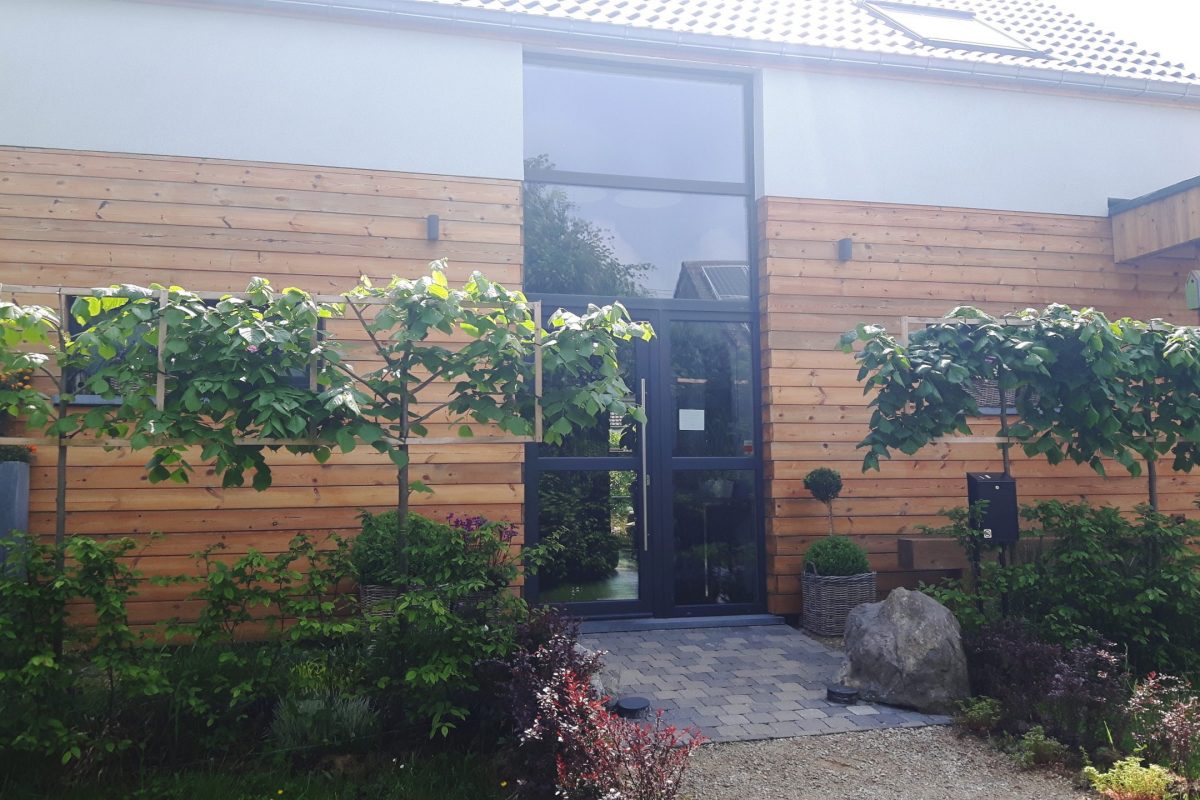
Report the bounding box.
[679,409,705,431]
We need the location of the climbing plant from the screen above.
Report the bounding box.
[838,304,1200,506]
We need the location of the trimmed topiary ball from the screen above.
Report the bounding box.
[804,535,870,577]
[804,467,844,534]
[803,467,843,505]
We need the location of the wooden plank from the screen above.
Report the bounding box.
[1112,184,1200,262]
[30,504,523,536]
[763,197,1109,237]
[0,217,522,263]
[0,241,520,284]
[765,237,1121,272]
[0,172,521,222]
[29,482,522,512]
[0,194,522,245]
[766,219,1114,256]
[0,147,523,203]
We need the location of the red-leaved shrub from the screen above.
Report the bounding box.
[521,668,704,800]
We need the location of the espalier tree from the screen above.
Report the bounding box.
[0,264,653,571]
[839,304,1200,508]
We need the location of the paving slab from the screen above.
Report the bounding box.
[579,624,949,742]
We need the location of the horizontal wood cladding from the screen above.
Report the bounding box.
[759,195,1200,616]
[0,146,524,625]
[1112,181,1200,263]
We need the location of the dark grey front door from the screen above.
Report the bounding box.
[525,305,764,619]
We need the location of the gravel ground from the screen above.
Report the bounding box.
[680,726,1091,800]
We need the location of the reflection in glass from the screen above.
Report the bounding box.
[523,182,749,300]
[538,470,639,603]
[524,63,746,183]
[673,470,757,606]
[672,321,754,457]
[538,338,638,458]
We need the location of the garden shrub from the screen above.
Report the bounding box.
[1083,757,1176,800]
[0,534,167,776]
[954,696,1003,735]
[1128,674,1200,792]
[964,619,1129,753]
[145,532,358,754]
[270,694,380,762]
[965,619,1063,725]
[927,501,1200,679]
[357,511,533,737]
[500,609,604,796]
[519,668,703,800]
[803,535,869,576]
[1013,725,1067,768]
[1019,502,1200,678]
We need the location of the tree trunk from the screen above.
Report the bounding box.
[826,501,834,535]
[1147,457,1159,511]
[396,442,409,577]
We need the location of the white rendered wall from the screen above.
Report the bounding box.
[760,68,1200,215]
[0,0,524,180]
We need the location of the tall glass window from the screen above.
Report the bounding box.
[523,60,751,302]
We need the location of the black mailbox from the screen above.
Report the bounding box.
[966,472,1019,544]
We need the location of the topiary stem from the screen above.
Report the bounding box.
[826,501,834,535]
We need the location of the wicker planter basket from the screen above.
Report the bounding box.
[801,567,877,637]
[357,583,400,617]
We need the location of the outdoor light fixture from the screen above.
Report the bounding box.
[613,696,651,719]
[827,684,859,705]
[837,237,853,261]
[426,214,440,241]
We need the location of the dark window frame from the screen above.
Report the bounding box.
[62,295,323,406]
[522,53,756,307]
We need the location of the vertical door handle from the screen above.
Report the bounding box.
[640,377,649,552]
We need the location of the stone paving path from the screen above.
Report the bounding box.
[579,623,949,742]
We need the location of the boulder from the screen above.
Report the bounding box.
[838,587,970,714]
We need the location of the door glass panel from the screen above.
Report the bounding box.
[524,63,746,183]
[538,338,638,458]
[524,183,749,301]
[538,470,640,603]
[672,470,758,606]
[672,321,754,457]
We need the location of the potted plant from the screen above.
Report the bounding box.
[0,444,32,566]
[801,534,876,637]
[351,509,406,615]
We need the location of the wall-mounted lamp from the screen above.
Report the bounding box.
[426,214,440,242]
[837,237,853,262]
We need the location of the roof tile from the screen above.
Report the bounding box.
[408,0,1198,85]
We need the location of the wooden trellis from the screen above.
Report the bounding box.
[0,283,544,449]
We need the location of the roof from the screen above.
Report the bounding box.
[412,0,1198,86]
[203,0,1200,99]
[675,263,752,301]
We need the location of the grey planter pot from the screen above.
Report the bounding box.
[0,460,30,567]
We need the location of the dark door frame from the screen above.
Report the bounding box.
[524,300,766,619]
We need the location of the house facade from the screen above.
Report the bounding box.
[3,0,1200,623]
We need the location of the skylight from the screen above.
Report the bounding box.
[864,1,1046,56]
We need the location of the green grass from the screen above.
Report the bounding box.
[3,752,509,800]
